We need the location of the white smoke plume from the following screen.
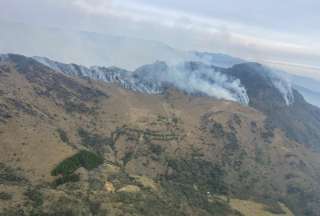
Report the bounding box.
[33,56,250,105]
[268,68,295,105]
[134,62,250,104]
[32,55,297,106]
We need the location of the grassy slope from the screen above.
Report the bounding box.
[0,56,318,215]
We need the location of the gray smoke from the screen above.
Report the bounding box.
[33,56,250,105]
[33,55,298,106]
[135,62,250,104]
[268,68,294,105]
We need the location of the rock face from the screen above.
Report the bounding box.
[104,181,115,193]
[117,185,141,193]
[0,54,319,216]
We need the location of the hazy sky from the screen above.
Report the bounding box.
[1,0,320,77]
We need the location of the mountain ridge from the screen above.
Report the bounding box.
[32,55,298,106]
[3,53,320,152]
[1,19,319,108]
[1,54,320,215]
[30,54,320,152]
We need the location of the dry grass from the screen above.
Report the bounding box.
[229,199,294,216]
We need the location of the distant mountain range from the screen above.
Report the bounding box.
[284,73,320,107]
[0,19,319,108]
[0,19,241,70]
[32,55,297,107]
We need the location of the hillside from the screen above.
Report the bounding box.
[225,63,320,151]
[294,85,320,108]
[0,54,320,215]
[34,56,320,151]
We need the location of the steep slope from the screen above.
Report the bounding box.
[0,54,320,215]
[294,85,320,108]
[33,57,250,104]
[269,69,320,108]
[225,63,320,151]
[34,56,320,151]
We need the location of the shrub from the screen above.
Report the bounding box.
[51,150,103,176]
[209,122,225,137]
[0,163,26,184]
[150,144,163,155]
[43,210,76,216]
[0,208,25,216]
[161,178,234,216]
[122,152,134,167]
[224,132,239,152]
[264,202,286,214]
[56,128,70,144]
[54,174,80,186]
[24,187,43,208]
[0,192,12,200]
[166,158,226,194]
[78,128,114,151]
[64,101,91,113]
[262,119,275,143]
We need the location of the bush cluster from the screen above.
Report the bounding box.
[51,150,103,176]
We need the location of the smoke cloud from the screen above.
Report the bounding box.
[33,56,250,104]
[268,68,294,105]
[109,61,250,104]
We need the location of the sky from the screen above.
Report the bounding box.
[0,0,320,78]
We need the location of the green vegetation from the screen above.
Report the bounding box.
[0,192,12,200]
[53,174,80,186]
[209,122,225,137]
[40,210,76,216]
[156,115,179,125]
[51,150,103,176]
[0,104,11,123]
[233,114,242,126]
[166,158,226,194]
[24,187,43,208]
[78,128,114,152]
[50,150,102,187]
[190,145,204,159]
[56,128,70,144]
[122,152,134,167]
[261,119,275,143]
[64,101,91,114]
[254,145,270,165]
[103,169,237,216]
[110,191,187,216]
[263,202,286,214]
[88,178,104,191]
[112,126,179,144]
[150,144,164,155]
[0,162,26,184]
[0,209,26,216]
[107,172,136,189]
[160,179,240,216]
[224,132,239,152]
